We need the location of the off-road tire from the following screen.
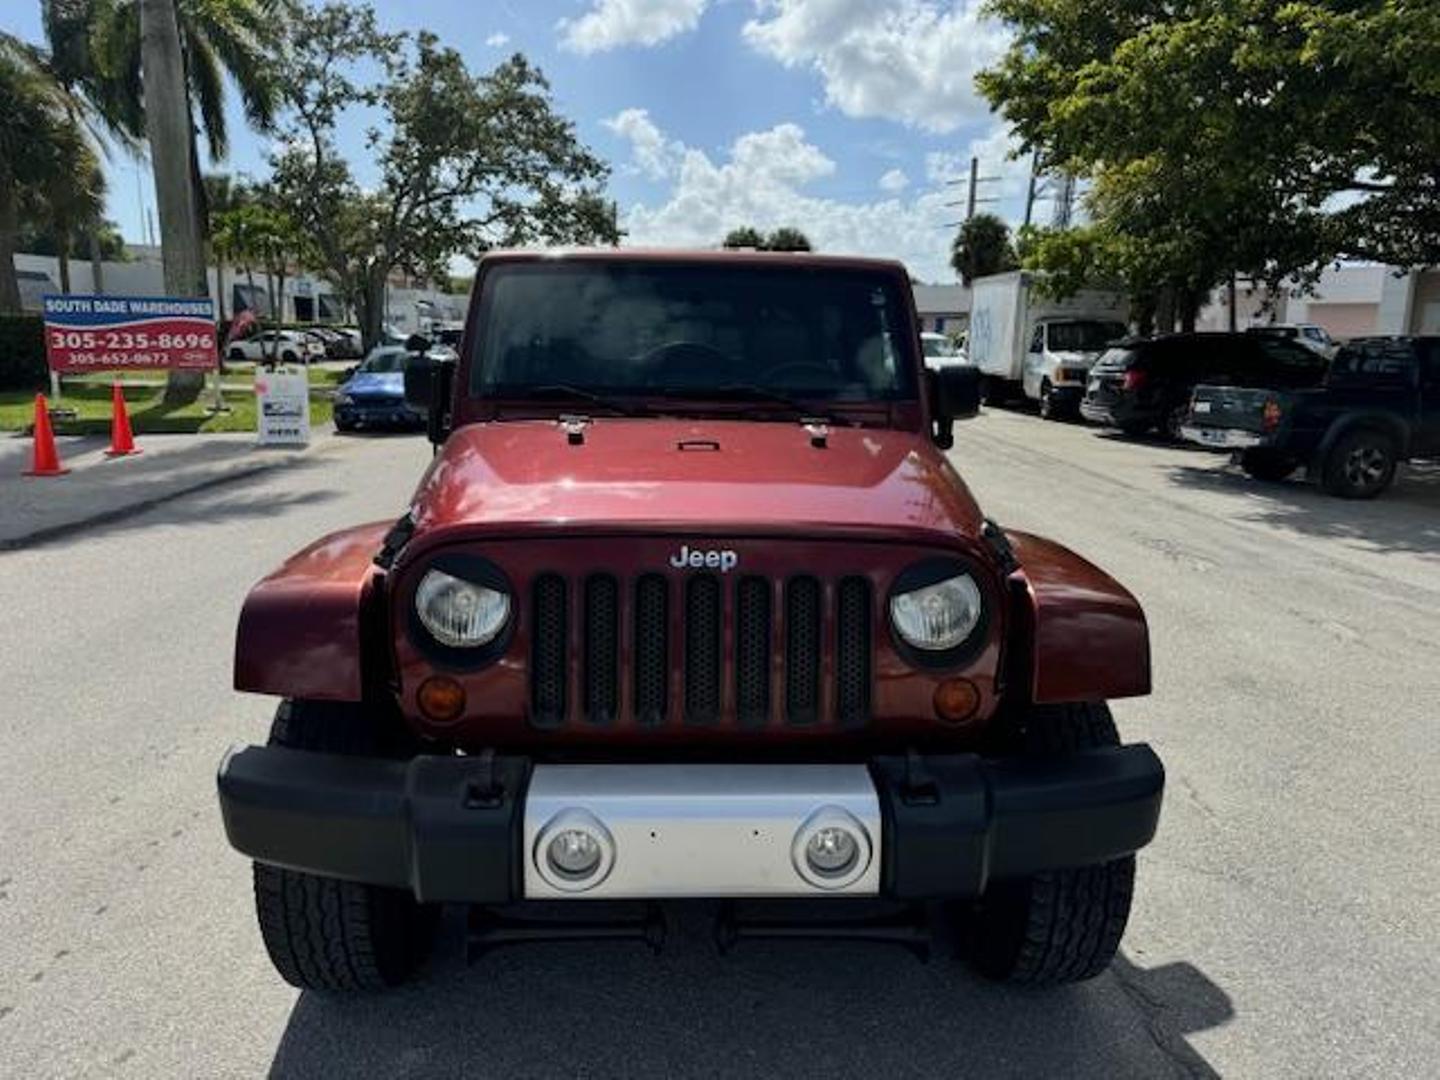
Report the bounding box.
[961,702,1137,985]
[252,699,438,991]
[1321,428,1397,499]
[1240,449,1298,483]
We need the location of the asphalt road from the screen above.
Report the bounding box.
[2,413,1437,1078]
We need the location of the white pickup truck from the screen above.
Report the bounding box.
[968,271,1129,418]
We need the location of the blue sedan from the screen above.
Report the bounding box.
[333,347,425,432]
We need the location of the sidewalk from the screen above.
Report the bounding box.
[1,430,336,549]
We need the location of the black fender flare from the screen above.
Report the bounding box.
[1309,412,1411,475]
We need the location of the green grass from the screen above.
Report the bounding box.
[0,382,334,435]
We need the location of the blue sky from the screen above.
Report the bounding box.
[4,1,1046,282]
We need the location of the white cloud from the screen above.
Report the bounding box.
[879,168,909,192]
[485,32,511,47]
[603,108,685,180]
[558,0,710,53]
[743,1,1008,133]
[611,113,967,281]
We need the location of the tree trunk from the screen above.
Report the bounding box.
[216,258,226,321]
[1155,287,1176,335]
[358,265,386,353]
[141,0,209,401]
[0,174,22,314]
[1227,274,1238,332]
[89,230,105,294]
[1179,288,1199,334]
[56,223,72,294]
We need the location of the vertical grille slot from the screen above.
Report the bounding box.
[531,574,567,727]
[684,575,721,725]
[633,574,668,726]
[835,576,872,728]
[785,576,821,725]
[583,574,619,725]
[735,576,771,727]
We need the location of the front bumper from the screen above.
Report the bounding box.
[334,402,424,428]
[218,746,1163,902]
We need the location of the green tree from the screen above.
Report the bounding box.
[722,226,765,249]
[20,119,107,294]
[203,172,249,320]
[950,212,1017,286]
[271,3,617,350]
[977,0,1440,322]
[765,226,812,252]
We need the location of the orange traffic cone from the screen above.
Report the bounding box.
[23,394,69,477]
[105,382,142,457]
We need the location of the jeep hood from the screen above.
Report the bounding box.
[407,418,984,544]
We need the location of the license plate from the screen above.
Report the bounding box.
[1180,426,1261,448]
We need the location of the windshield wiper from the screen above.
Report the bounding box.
[523,384,649,416]
[682,384,858,426]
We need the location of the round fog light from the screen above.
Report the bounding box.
[547,829,603,878]
[792,807,871,891]
[534,809,615,892]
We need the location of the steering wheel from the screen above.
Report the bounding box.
[757,360,837,387]
[638,341,731,382]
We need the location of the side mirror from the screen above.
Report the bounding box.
[404,353,456,447]
[929,365,981,449]
[404,333,432,354]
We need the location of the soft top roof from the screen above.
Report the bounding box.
[475,247,910,276]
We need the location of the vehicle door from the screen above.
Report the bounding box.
[1022,323,1046,399]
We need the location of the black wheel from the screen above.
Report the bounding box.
[958,702,1136,985]
[1118,420,1152,437]
[1038,380,1058,420]
[1321,429,1397,499]
[1161,402,1188,441]
[281,350,298,363]
[980,376,1008,407]
[228,347,245,361]
[334,419,355,433]
[1239,448,1298,483]
[252,700,437,991]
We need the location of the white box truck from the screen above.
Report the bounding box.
[968,271,1129,419]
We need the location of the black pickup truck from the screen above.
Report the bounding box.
[1182,336,1440,498]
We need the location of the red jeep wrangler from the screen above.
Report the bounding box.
[218,251,1162,990]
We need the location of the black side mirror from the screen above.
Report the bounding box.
[929,365,981,449]
[404,353,456,447]
[404,333,432,354]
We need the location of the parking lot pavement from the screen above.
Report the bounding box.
[1,412,1436,1077]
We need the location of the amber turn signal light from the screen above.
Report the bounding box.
[933,677,980,724]
[417,675,466,723]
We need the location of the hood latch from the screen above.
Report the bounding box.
[559,414,590,446]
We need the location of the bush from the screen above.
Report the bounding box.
[0,315,47,391]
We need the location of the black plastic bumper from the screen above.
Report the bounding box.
[217,745,1163,903]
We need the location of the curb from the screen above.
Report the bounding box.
[0,445,329,553]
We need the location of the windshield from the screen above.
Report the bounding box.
[472,261,917,404]
[1047,321,1127,352]
[921,334,957,358]
[359,348,406,373]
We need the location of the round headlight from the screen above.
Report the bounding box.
[890,572,982,651]
[415,568,510,647]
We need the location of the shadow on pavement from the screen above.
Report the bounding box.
[269,905,1232,1079]
[1166,457,1440,559]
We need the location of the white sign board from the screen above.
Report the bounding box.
[255,368,310,446]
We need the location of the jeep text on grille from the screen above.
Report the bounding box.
[218,250,1163,992]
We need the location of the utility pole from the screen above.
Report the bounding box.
[941,157,1000,229]
[966,156,979,221]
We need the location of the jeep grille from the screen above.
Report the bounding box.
[528,573,873,729]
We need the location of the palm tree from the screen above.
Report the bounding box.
[203,172,246,320]
[23,120,107,293]
[0,35,81,312]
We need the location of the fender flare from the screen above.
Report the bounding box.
[1005,530,1151,704]
[233,521,392,702]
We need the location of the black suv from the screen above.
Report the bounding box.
[1082,332,1326,439]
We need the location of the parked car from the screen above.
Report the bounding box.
[1082,332,1327,439]
[968,271,1128,418]
[1183,335,1440,497]
[323,327,364,360]
[1246,323,1338,359]
[920,331,966,369]
[227,330,326,364]
[217,249,1163,993]
[332,346,426,432]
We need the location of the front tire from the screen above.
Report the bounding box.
[1321,429,1397,499]
[959,702,1137,985]
[1038,380,1059,420]
[252,700,438,991]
